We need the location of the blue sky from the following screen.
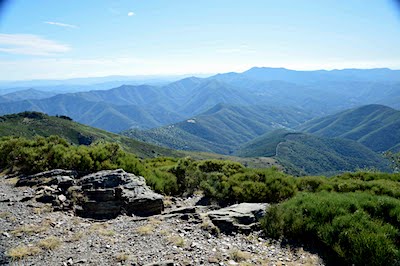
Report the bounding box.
[0,0,400,80]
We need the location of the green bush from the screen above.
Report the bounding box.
[201,167,296,203]
[261,192,400,265]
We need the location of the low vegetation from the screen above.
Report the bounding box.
[1,135,400,265]
[261,192,400,265]
[7,245,41,260]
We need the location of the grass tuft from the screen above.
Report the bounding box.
[38,236,62,250]
[7,245,41,260]
[135,225,154,235]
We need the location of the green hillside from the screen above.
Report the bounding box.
[123,104,312,154]
[0,111,183,158]
[297,104,400,152]
[0,111,282,169]
[235,129,390,175]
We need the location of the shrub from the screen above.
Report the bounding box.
[261,192,400,265]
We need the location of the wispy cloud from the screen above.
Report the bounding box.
[44,21,78,29]
[128,11,135,16]
[0,34,71,56]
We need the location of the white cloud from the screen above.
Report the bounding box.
[0,34,71,56]
[44,21,78,29]
[128,11,135,16]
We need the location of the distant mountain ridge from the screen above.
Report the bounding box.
[213,67,400,84]
[297,104,400,152]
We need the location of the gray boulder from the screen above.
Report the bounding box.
[207,203,269,234]
[16,169,77,188]
[76,169,164,218]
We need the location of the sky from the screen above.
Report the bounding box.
[0,0,400,80]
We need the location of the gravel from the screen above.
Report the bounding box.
[0,176,324,266]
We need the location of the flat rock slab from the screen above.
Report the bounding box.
[207,203,269,234]
[16,169,77,187]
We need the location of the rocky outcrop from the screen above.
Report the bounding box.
[207,203,269,234]
[76,169,164,218]
[13,169,164,219]
[16,169,77,187]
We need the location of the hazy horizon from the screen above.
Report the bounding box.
[1,0,400,80]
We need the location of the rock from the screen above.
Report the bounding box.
[143,260,175,266]
[2,232,10,238]
[20,196,34,202]
[165,206,197,215]
[58,194,67,202]
[76,169,164,218]
[207,203,269,234]
[16,169,77,187]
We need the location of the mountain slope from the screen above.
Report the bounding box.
[0,94,184,132]
[0,111,283,169]
[0,111,184,158]
[234,129,390,175]
[297,104,400,152]
[123,104,313,154]
[0,88,58,102]
[0,78,252,132]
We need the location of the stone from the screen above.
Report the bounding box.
[207,203,269,234]
[165,206,197,215]
[58,194,67,202]
[143,260,175,266]
[76,169,164,218]
[16,169,77,187]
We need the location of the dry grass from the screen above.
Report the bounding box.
[90,223,115,237]
[159,229,170,236]
[68,231,84,242]
[38,236,62,250]
[148,217,162,226]
[33,205,52,215]
[168,235,185,247]
[230,249,252,262]
[200,220,220,236]
[163,196,173,208]
[7,245,41,260]
[115,252,130,262]
[5,177,19,185]
[0,211,12,219]
[135,225,154,235]
[11,224,49,236]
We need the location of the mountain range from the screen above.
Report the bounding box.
[0,67,399,175]
[0,68,399,133]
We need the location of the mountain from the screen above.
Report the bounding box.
[214,67,400,84]
[0,111,283,169]
[123,104,313,154]
[212,68,400,112]
[0,93,185,133]
[0,111,184,158]
[234,129,390,176]
[1,67,400,134]
[0,78,257,132]
[297,104,400,152]
[0,88,58,102]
